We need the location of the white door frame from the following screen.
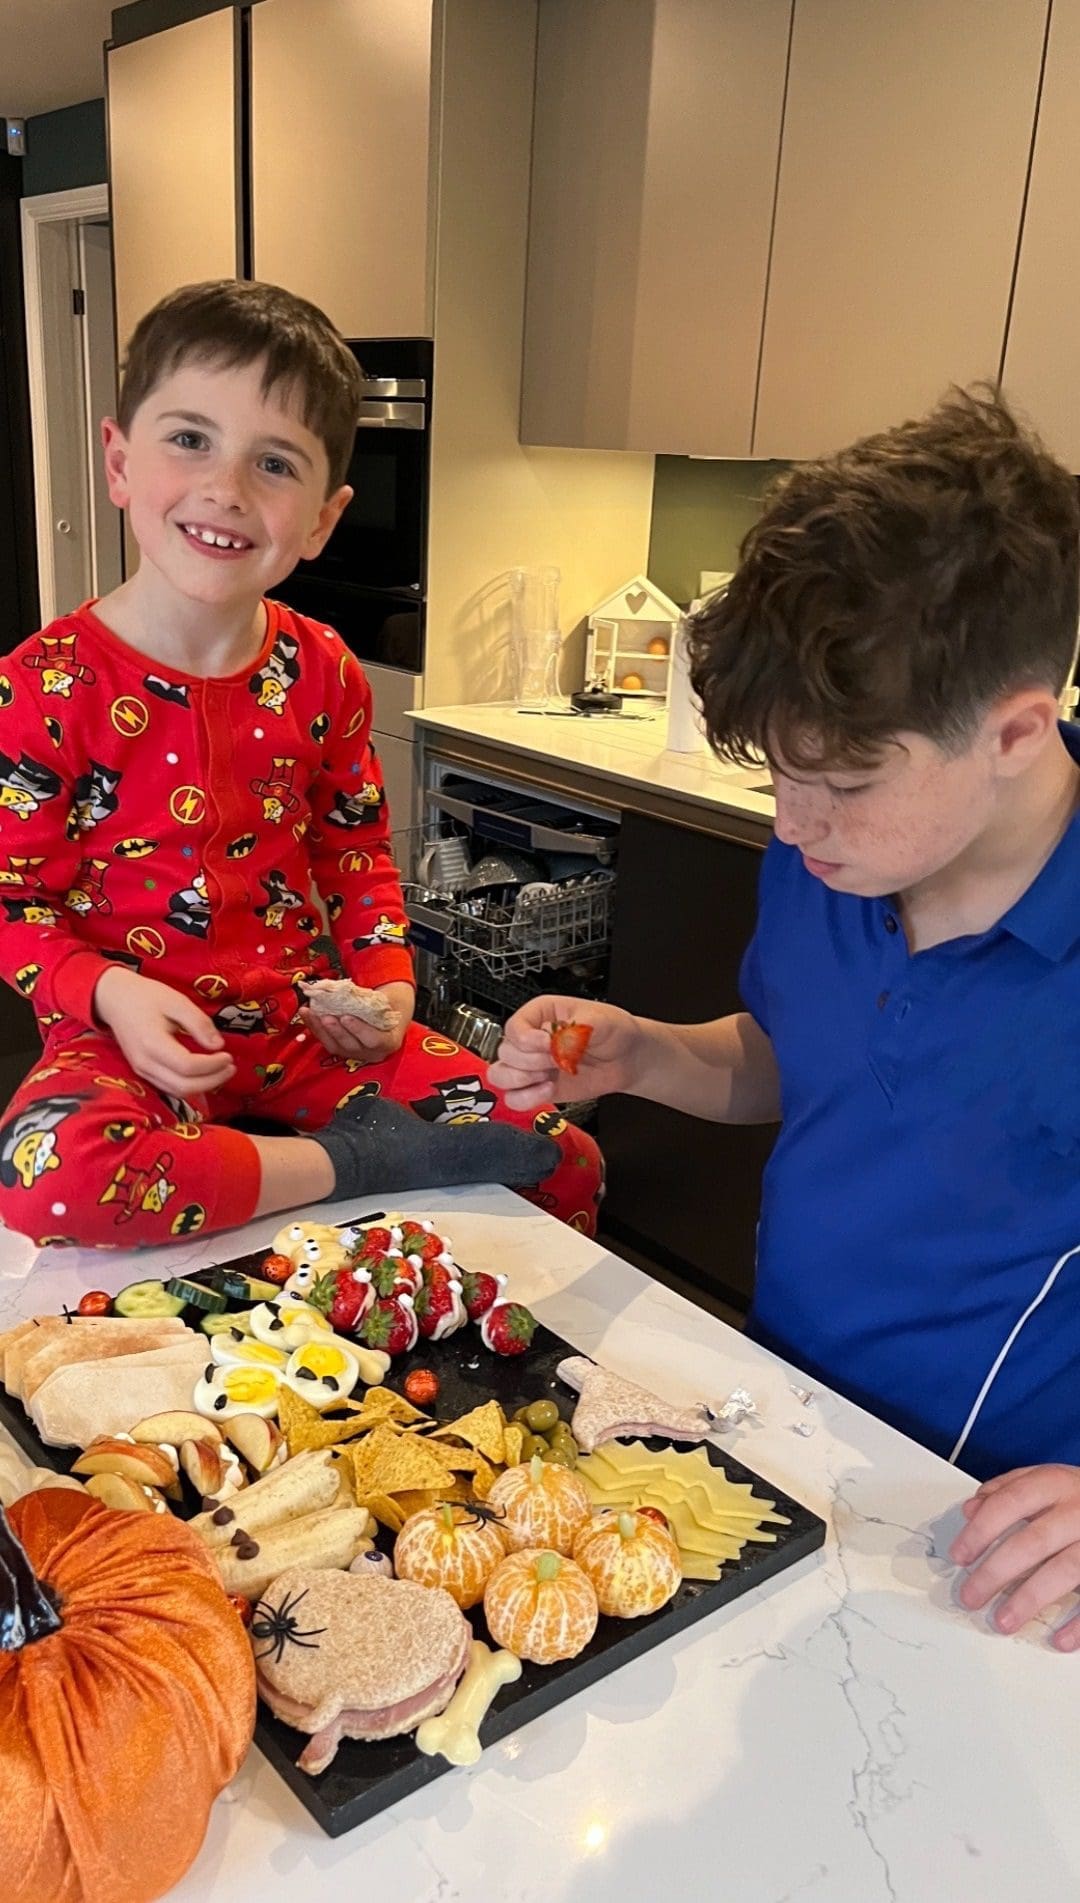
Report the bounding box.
[21,184,111,624]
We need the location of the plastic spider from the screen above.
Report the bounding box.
[443,1499,507,1532]
[250,1586,327,1665]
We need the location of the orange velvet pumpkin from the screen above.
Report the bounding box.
[1,1488,256,1903]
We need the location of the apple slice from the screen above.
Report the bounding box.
[84,1471,157,1513]
[129,1410,224,1448]
[73,1437,179,1491]
[224,1413,284,1474]
[179,1438,227,1499]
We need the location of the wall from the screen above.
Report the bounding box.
[647,456,790,607]
[22,99,107,197]
[422,0,655,708]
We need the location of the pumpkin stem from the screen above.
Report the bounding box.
[535,1551,562,1583]
[617,1511,638,1540]
[0,1504,62,1651]
[529,1453,544,1484]
[439,1503,455,1532]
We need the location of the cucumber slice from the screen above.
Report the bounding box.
[114,1278,187,1319]
[165,1276,227,1314]
[220,1271,280,1304]
[200,1309,254,1337]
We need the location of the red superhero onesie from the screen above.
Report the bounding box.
[0,601,601,1246]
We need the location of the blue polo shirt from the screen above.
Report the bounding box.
[741,725,1080,1479]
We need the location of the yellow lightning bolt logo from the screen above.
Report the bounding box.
[126,927,165,959]
[109,695,149,735]
[169,785,206,826]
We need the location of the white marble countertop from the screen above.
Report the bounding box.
[2,1188,1077,1903]
[410,702,776,829]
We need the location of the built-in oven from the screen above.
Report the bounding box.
[273,338,432,673]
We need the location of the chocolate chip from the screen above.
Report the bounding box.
[212,1505,234,1526]
[233,1535,259,1561]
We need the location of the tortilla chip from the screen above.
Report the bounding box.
[277,1385,375,1454]
[470,1453,497,1500]
[343,1385,431,1427]
[350,1423,454,1499]
[392,1476,474,1519]
[356,1490,407,1534]
[427,1443,493,1475]
[502,1423,526,1467]
[429,1400,507,1465]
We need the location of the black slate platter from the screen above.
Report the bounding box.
[0,1214,827,1838]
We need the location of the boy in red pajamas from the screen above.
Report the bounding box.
[0,280,600,1248]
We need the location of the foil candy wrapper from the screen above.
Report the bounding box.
[791,1420,816,1438]
[713,1385,759,1428]
[789,1384,814,1407]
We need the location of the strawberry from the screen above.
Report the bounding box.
[360,1292,418,1356]
[460,1269,505,1322]
[365,1250,422,1299]
[398,1222,450,1266]
[308,1267,373,1333]
[480,1299,537,1356]
[349,1224,399,1261]
[549,1018,592,1076]
[414,1273,467,1341]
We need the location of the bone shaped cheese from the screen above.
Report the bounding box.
[415,1639,522,1765]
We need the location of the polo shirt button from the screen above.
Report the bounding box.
[877,990,890,1009]
[884,914,898,934]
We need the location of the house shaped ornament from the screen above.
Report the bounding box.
[585,575,681,697]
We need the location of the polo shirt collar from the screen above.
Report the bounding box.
[996,721,1080,963]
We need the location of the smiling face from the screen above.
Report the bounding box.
[770,690,1065,899]
[101,358,351,614]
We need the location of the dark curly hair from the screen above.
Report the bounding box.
[118,279,363,493]
[687,386,1080,771]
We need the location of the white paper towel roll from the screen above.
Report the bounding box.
[665,613,706,753]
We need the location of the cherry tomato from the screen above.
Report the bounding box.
[403,1368,440,1407]
[637,1506,670,1531]
[261,1252,294,1285]
[227,1593,253,1627]
[77,1290,113,1317]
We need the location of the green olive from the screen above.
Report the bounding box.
[519,1432,549,1461]
[523,1399,560,1432]
[540,1443,578,1468]
[512,1405,533,1424]
[548,1421,577,1448]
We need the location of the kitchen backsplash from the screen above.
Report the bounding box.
[648,456,790,608]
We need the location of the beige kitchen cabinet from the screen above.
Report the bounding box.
[1000,0,1080,472]
[107,9,241,360]
[520,0,792,456]
[251,0,433,337]
[753,0,1048,459]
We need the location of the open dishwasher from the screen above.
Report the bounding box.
[396,768,618,1073]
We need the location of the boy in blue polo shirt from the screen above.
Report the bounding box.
[492,388,1080,1652]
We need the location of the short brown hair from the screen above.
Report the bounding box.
[117,279,363,492]
[688,387,1080,771]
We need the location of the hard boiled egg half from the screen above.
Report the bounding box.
[283,1339,361,1410]
[194,1361,281,1420]
[209,1329,288,1373]
[250,1296,335,1350]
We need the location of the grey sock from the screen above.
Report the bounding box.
[311,1098,559,1201]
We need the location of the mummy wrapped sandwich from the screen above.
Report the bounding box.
[299,978,399,1032]
[555,1355,716,1453]
[252,1566,471,1773]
